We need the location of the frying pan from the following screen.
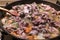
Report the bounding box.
[0,0,60,40]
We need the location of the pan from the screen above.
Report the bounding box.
[0,0,60,40]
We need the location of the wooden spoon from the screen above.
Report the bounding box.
[0,7,19,16]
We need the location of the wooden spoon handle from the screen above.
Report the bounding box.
[0,7,9,12]
[0,7,18,16]
[0,7,13,16]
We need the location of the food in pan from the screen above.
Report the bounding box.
[1,2,60,40]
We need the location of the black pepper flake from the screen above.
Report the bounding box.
[27,17,35,21]
[33,22,40,26]
[20,13,25,18]
[50,22,55,27]
[25,23,29,27]
[28,34,32,36]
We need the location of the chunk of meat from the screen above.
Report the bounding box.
[54,22,60,28]
[47,27,59,34]
[40,4,51,11]
[9,10,19,16]
[29,30,38,35]
[20,32,27,39]
[43,33,50,38]
[57,11,60,15]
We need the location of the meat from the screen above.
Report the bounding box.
[54,22,60,28]
[46,27,59,34]
[57,11,60,15]
[43,33,50,38]
[40,4,51,11]
[29,30,38,35]
[9,10,19,16]
[20,32,27,39]
[23,6,30,13]
[2,2,60,40]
